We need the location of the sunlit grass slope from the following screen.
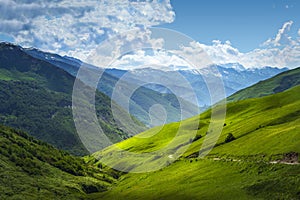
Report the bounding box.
[96,85,300,162]
[90,159,300,200]
[90,85,300,199]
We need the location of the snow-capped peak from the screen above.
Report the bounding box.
[220,63,246,71]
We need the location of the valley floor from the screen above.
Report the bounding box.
[89,157,300,200]
[88,85,300,200]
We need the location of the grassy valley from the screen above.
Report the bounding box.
[1,1,299,199]
[90,158,300,199]
[0,44,299,199]
[95,85,300,165]
[90,82,300,199]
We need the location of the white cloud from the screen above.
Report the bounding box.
[99,35,214,70]
[110,49,190,70]
[263,21,294,47]
[172,41,213,68]
[1,3,299,69]
[0,19,24,32]
[181,21,300,69]
[85,27,167,67]
[0,0,175,59]
[112,21,300,70]
[197,40,241,64]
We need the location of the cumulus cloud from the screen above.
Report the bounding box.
[110,49,190,70]
[85,27,168,67]
[109,21,300,70]
[0,0,175,59]
[101,32,213,70]
[263,21,294,47]
[1,2,299,69]
[175,21,300,69]
[0,19,24,32]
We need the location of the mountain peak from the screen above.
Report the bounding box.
[218,63,246,71]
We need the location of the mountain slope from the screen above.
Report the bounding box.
[25,48,286,125]
[0,125,117,200]
[24,48,198,126]
[0,43,143,155]
[228,66,300,102]
[96,84,300,168]
[90,84,300,199]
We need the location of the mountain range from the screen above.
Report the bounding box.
[0,41,299,199]
[24,47,198,126]
[105,65,287,106]
[24,45,287,124]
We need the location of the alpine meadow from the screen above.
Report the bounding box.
[0,1,299,200]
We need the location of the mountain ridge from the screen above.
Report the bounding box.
[23,45,199,126]
[0,42,143,155]
[228,66,300,102]
[0,124,119,199]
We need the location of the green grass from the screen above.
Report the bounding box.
[1,43,299,199]
[0,125,120,200]
[0,68,43,82]
[228,66,300,101]
[89,158,300,200]
[89,85,300,199]
[95,85,300,162]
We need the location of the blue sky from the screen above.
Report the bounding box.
[0,0,299,68]
[160,0,300,52]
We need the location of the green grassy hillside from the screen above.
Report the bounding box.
[24,48,198,127]
[0,125,121,200]
[90,159,300,200]
[90,85,300,199]
[0,43,144,155]
[228,66,300,101]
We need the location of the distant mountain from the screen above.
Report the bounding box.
[0,42,143,155]
[104,65,287,106]
[0,125,117,199]
[23,47,287,123]
[228,66,300,102]
[24,47,199,126]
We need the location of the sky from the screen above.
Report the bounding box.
[160,0,300,52]
[0,0,300,69]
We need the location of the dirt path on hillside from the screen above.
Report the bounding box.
[209,152,300,165]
